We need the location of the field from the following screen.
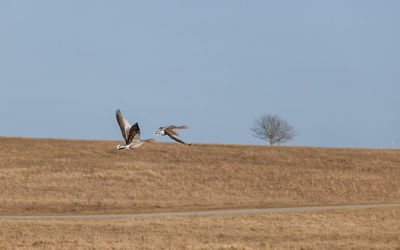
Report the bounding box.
[0,136,399,215]
[1,207,399,249]
[0,136,400,249]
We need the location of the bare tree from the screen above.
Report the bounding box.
[251,114,297,145]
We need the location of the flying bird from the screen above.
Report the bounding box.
[154,125,191,145]
[115,109,156,150]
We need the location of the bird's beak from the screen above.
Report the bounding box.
[185,126,190,129]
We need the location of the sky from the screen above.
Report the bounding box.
[0,1,399,148]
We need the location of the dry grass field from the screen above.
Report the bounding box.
[1,136,400,249]
[0,207,399,249]
[0,136,399,215]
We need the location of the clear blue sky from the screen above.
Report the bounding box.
[1,1,399,147]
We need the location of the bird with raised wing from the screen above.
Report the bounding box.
[154,125,191,145]
[115,109,156,150]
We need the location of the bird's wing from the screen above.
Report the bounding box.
[116,110,131,143]
[127,122,141,143]
[165,129,187,145]
[154,127,165,135]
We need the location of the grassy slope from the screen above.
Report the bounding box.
[0,136,399,215]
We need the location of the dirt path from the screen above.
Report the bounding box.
[1,203,399,220]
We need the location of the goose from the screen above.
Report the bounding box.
[115,109,156,150]
[154,125,191,145]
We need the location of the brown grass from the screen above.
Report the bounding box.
[0,136,399,215]
[0,207,399,249]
